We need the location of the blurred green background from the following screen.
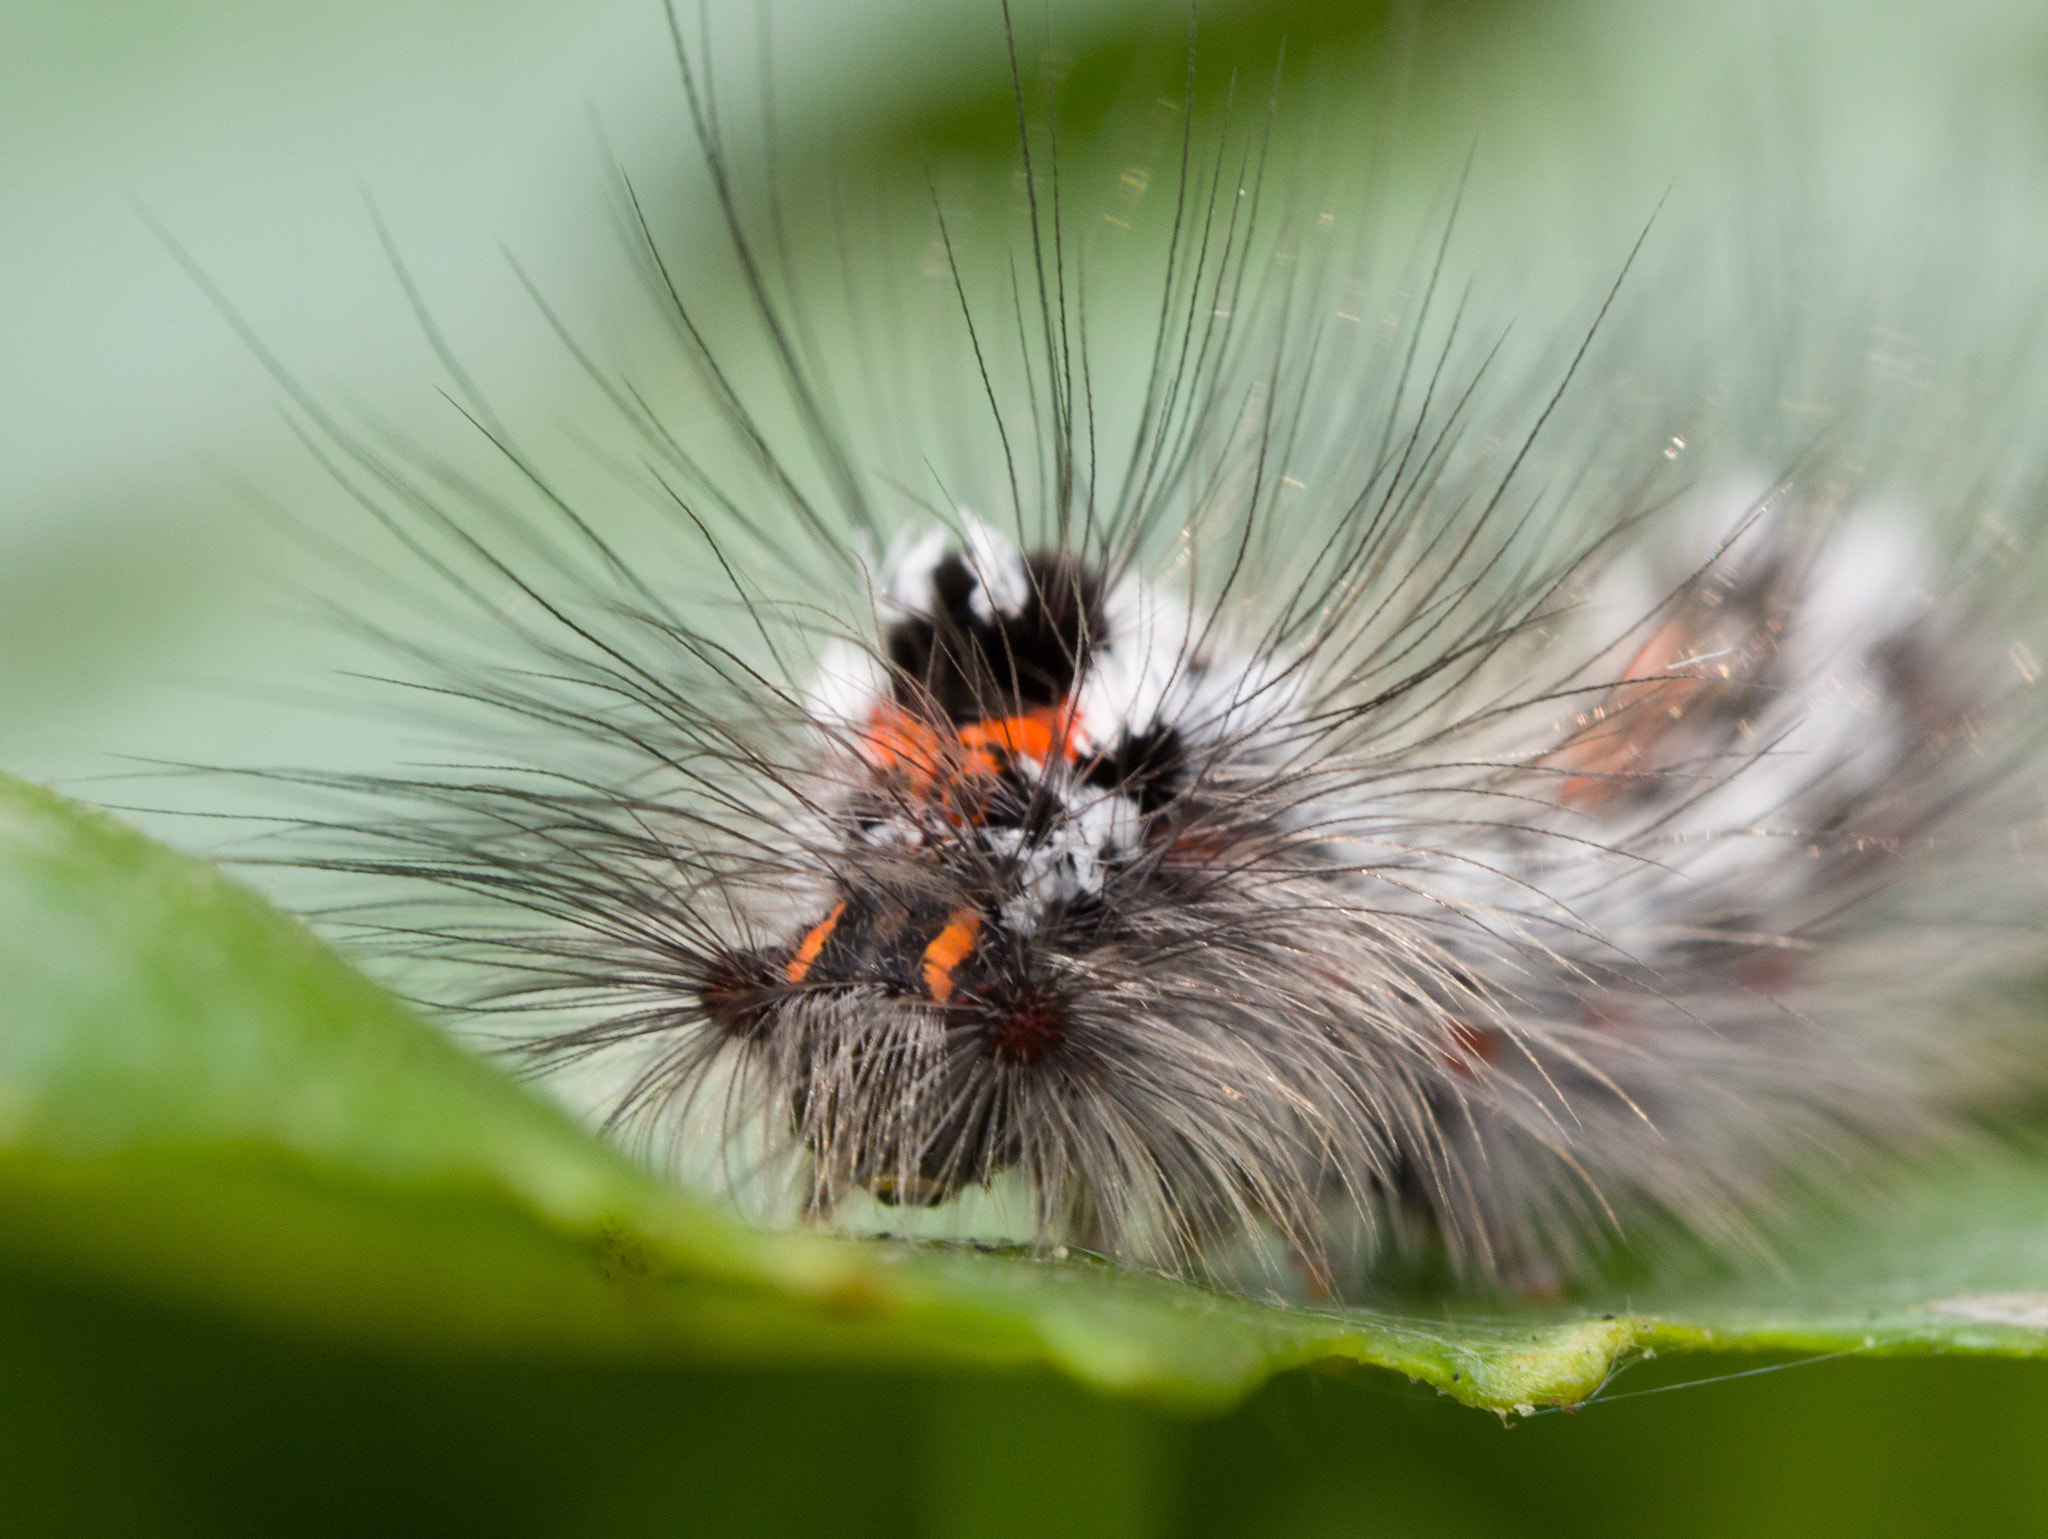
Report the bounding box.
[8,1263,2048,1537]
[7,0,2048,1532]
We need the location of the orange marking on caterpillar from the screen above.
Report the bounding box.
[860,705,948,796]
[1551,618,1718,806]
[921,908,983,1002]
[957,704,1080,768]
[786,901,847,985]
[1441,1020,1500,1079]
[860,700,1081,823]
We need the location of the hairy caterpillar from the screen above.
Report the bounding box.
[251,1,2048,1298]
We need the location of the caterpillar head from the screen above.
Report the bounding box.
[691,517,1321,1232]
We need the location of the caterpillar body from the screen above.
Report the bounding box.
[277,4,2048,1297]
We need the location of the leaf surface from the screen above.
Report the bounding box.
[1,774,2043,1414]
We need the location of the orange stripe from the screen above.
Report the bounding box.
[785,901,847,985]
[860,700,1082,831]
[860,705,947,794]
[957,703,1082,765]
[959,713,1049,763]
[869,702,1079,780]
[1551,618,1711,806]
[921,908,982,1003]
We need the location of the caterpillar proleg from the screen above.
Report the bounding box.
[264,1,2048,1297]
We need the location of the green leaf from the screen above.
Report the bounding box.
[0,771,2044,1417]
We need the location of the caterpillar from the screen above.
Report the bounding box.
[257,1,2048,1297]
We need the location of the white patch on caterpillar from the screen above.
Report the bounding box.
[1798,510,1929,662]
[880,525,951,617]
[989,777,1143,936]
[1074,573,1300,757]
[959,511,1030,622]
[806,636,889,735]
[1074,573,1190,748]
